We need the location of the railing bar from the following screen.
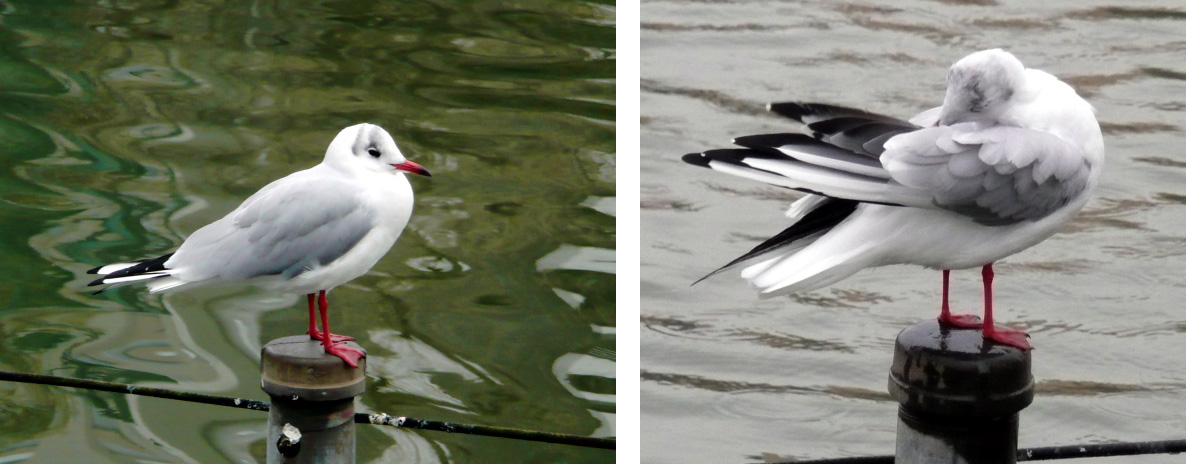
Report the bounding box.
[0,370,613,450]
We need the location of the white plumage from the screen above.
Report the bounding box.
[88,123,431,366]
[684,49,1103,349]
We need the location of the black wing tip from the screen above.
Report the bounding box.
[699,149,752,165]
[771,101,918,129]
[732,133,816,150]
[101,253,175,280]
[769,101,873,118]
[689,270,719,287]
[682,152,712,167]
[711,198,861,274]
[683,148,791,169]
[767,102,811,121]
[86,252,175,293]
[687,133,821,168]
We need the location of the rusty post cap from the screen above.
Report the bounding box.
[261,335,366,401]
[888,318,1033,417]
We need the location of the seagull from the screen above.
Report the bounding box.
[87,123,431,367]
[682,49,1103,350]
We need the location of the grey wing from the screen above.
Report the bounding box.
[881,124,1092,225]
[167,173,374,282]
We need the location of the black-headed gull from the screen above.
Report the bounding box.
[87,123,431,366]
[683,49,1103,350]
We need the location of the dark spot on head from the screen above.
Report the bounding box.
[965,79,985,113]
[351,123,379,156]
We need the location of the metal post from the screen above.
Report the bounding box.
[261,335,366,464]
[888,319,1033,464]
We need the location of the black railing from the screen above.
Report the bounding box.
[0,370,614,450]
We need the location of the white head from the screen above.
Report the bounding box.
[938,49,1028,126]
[323,123,431,177]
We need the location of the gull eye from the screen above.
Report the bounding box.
[367,147,380,158]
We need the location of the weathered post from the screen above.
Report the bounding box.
[888,319,1033,464]
[261,335,366,463]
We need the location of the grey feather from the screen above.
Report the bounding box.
[167,174,374,282]
[883,125,1091,225]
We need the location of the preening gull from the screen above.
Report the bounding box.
[683,49,1103,350]
[88,123,431,366]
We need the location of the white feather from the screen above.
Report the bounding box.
[88,123,424,297]
[95,262,140,275]
[100,272,168,284]
[691,49,1104,298]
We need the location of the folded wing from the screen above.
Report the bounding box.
[167,173,374,283]
[882,124,1092,225]
[684,102,1093,227]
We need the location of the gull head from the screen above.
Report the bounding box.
[938,49,1027,126]
[324,123,431,177]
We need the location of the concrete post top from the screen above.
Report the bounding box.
[888,319,1033,417]
[261,335,366,402]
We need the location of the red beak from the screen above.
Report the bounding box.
[392,160,431,177]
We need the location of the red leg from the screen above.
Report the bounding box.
[307,292,350,342]
[980,263,1031,350]
[316,290,364,367]
[316,291,354,343]
[307,294,323,340]
[937,269,980,328]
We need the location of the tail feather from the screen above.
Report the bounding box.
[87,253,176,293]
[768,102,917,158]
[96,272,169,285]
[684,129,936,207]
[691,198,858,285]
[769,102,908,126]
[683,101,920,294]
[733,133,890,179]
[738,237,819,280]
[87,261,142,275]
[752,241,878,297]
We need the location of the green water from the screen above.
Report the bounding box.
[0,1,614,462]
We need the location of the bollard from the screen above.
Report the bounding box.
[261,335,366,464]
[888,319,1033,464]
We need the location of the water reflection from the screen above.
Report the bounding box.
[366,329,489,409]
[0,0,614,462]
[537,245,615,274]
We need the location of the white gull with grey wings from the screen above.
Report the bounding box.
[683,49,1103,350]
[88,123,431,367]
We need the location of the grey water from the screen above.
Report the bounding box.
[642,1,1186,463]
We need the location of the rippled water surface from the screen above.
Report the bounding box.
[0,1,614,462]
[642,1,1186,463]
